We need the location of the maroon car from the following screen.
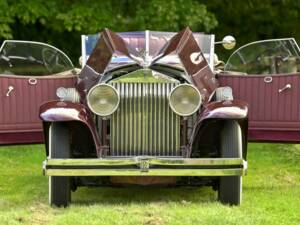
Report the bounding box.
[219,38,300,142]
[3,34,298,146]
[41,28,248,206]
[0,40,77,144]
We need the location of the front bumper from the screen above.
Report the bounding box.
[43,157,247,177]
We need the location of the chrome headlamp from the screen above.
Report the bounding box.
[56,87,80,103]
[169,84,202,116]
[87,83,120,117]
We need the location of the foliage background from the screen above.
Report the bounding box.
[1,0,300,64]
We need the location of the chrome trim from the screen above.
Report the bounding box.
[28,78,37,85]
[56,87,80,103]
[43,157,247,177]
[278,83,292,93]
[110,82,180,156]
[264,76,273,83]
[81,35,87,68]
[6,86,14,97]
[168,83,202,117]
[87,83,120,117]
[45,168,244,177]
[46,157,244,166]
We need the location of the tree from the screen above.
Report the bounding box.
[201,0,300,60]
[0,0,217,64]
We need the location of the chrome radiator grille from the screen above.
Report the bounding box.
[109,82,180,156]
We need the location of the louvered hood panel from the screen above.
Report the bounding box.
[110,82,180,156]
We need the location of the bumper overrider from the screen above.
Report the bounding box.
[43,157,247,177]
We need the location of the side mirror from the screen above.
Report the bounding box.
[215,35,236,50]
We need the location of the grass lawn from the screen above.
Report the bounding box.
[0,143,299,225]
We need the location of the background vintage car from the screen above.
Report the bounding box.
[219,38,300,142]
[0,41,77,144]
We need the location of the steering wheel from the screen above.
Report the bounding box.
[242,47,286,73]
[42,48,60,73]
[254,45,291,64]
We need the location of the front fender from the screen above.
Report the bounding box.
[39,101,101,154]
[200,100,248,122]
[190,100,248,159]
[40,101,90,122]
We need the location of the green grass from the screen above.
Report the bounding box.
[0,143,299,225]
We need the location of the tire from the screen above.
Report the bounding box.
[218,120,242,205]
[49,123,71,207]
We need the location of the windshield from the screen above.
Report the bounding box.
[225,38,300,75]
[81,31,214,69]
[148,31,214,68]
[0,41,74,76]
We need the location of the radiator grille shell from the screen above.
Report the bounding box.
[109,82,181,156]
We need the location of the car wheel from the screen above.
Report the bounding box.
[49,123,71,207]
[218,120,242,205]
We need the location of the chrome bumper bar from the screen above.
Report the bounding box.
[43,157,248,177]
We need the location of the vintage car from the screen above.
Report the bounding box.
[2,32,299,145]
[0,40,77,144]
[219,38,300,142]
[41,28,248,206]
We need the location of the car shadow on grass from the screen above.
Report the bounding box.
[72,186,217,205]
